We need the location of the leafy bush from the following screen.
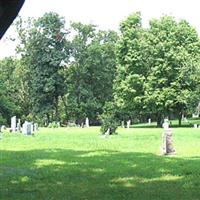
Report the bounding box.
[48,121,60,128]
[67,122,77,127]
[100,102,119,134]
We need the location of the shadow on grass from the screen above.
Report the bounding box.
[1,149,200,200]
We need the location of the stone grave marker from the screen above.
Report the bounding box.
[148,118,151,124]
[22,121,32,135]
[127,120,131,129]
[17,119,21,132]
[11,116,16,132]
[34,123,38,131]
[85,118,89,128]
[194,124,198,128]
[162,119,175,155]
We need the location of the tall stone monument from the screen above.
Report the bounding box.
[85,117,89,128]
[127,120,131,129]
[148,118,151,124]
[11,116,17,132]
[162,119,175,155]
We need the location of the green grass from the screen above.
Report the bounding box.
[1,127,200,200]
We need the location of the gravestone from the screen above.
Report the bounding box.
[1,125,5,130]
[22,121,32,135]
[17,119,21,132]
[57,122,61,127]
[11,116,17,132]
[31,123,34,133]
[194,124,198,128]
[34,123,38,131]
[162,119,175,155]
[104,128,110,137]
[148,118,151,124]
[85,118,89,128]
[127,120,131,129]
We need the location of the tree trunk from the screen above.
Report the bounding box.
[46,113,50,126]
[157,113,162,127]
[178,113,182,127]
[55,97,59,122]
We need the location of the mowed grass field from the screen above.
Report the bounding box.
[1,127,200,200]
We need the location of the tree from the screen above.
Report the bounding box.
[114,13,200,126]
[0,57,19,124]
[145,16,200,126]
[114,12,149,122]
[15,12,70,124]
[63,22,118,125]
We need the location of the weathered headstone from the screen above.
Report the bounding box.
[192,114,199,118]
[57,122,61,127]
[22,121,32,135]
[85,117,89,128]
[127,120,131,129]
[162,119,175,155]
[34,123,38,131]
[11,116,17,132]
[194,124,198,128]
[31,123,34,133]
[17,119,21,132]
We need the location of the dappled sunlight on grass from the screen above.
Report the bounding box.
[34,159,66,168]
[1,127,200,199]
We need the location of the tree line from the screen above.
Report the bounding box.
[0,12,200,129]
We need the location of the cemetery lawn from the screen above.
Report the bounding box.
[1,127,200,200]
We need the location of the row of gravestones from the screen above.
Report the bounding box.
[121,119,152,128]
[10,116,38,135]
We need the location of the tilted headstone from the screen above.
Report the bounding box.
[105,128,110,137]
[127,120,131,129]
[162,119,175,155]
[85,118,89,128]
[11,116,17,132]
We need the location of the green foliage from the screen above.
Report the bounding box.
[15,12,70,123]
[48,121,60,128]
[63,22,118,124]
[100,102,119,134]
[114,13,200,126]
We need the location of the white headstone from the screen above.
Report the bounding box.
[17,119,21,132]
[194,124,198,128]
[148,118,151,124]
[22,121,32,135]
[162,119,169,130]
[127,120,131,129]
[85,118,89,128]
[11,116,17,132]
[31,123,34,133]
[34,123,38,131]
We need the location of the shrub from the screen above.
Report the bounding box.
[100,102,119,135]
